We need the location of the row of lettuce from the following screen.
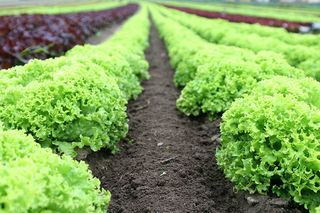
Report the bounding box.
[0,4,139,69]
[161,7,320,81]
[151,5,320,213]
[163,1,320,23]
[0,7,150,213]
[163,4,311,32]
[0,1,125,16]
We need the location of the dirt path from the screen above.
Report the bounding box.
[85,24,302,213]
[87,24,120,45]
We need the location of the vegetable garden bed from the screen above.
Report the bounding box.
[85,22,304,213]
[1,3,320,213]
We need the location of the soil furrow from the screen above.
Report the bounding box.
[85,22,303,213]
[85,23,244,213]
[87,24,121,45]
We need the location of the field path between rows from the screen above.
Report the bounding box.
[85,23,298,213]
[85,23,244,213]
[87,24,121,45]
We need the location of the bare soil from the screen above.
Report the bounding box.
[87,24,120,45]
[85,24,303,213]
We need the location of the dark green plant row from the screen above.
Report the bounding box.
[160,7,320,81]
[151,6,320,212]
[0,6,150,213]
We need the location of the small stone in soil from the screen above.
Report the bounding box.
[246,196,260,206]
[194,153,202,160]
[157,142,164,146]
[211,135,220,142]
[200,124,209,130]
[160,171,167,177]
[268,198,289,207]
[160,156,177,164]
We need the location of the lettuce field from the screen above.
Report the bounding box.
[0,1,320,213]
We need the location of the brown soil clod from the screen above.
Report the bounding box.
[85,22,303,213]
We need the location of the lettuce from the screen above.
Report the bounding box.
[0,128,110,212]
[0,61,128,156]
[217,94,320,212]
[162,7,320,80]
[177,59,261,118]
[0,7,150,156]
[176,53,304,119]
[252,76,320,109]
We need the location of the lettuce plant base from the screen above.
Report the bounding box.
[85,24,303,213]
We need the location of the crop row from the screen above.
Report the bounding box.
[0,6,150,213]
[0,1,125,16]
[163,1,320,24]
[0,3,138,69]
[152,5,320,212]
[161,7,320,80]
[161,6,320,48]
[163,4,311,32]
